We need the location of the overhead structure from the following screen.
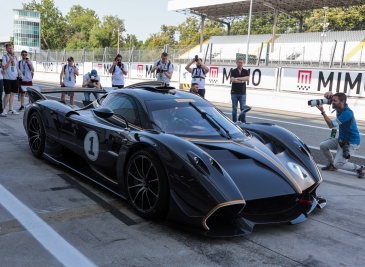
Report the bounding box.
[168,0,364,63]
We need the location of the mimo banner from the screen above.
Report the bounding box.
[281,68,365,97]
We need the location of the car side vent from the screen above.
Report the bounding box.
[229,150,251,160]
[196,144,226,151]
[209,158,223,175]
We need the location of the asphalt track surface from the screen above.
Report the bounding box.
[0,80,364,267]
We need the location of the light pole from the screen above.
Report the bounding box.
[322,7,329,38]
[117,24,122,54]
[319,7,329,65]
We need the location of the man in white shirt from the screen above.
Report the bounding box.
[82,69,101,101]
[0,58,5,117]
[60,57,79,106]
[185,56,209,98]
[17,50,34,111]
[150,52,174,86]
[109,54,128,88]
[1,43,23,115]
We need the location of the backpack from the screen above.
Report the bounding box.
[18,60,34,78]
[64,64,76,82]
[156,60,172,71]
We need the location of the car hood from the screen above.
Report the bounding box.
[188,136,318,201]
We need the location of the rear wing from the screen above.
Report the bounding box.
[25,86,106,103]
[25,81,171,103]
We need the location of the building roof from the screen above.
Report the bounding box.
[168,0,365,22]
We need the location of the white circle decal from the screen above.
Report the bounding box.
[84,131,99,161]
[287,162,311,182]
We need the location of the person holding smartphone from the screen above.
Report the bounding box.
[17,50,34,111]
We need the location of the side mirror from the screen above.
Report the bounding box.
[237,105,251,122]
[93,107,114,119]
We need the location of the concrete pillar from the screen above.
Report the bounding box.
[200,15,206,53]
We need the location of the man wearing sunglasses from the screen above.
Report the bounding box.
[17,50,34,111]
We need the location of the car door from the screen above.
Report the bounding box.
[76,94,145,183]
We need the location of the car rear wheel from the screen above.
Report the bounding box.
[28,112,45,158]
[126,148,169,219]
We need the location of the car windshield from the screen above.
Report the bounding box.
[146,99,248,138]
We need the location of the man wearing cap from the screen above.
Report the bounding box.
[82,69,101,101]
[60,56,79,106]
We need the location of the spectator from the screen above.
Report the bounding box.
[17,50,34,111]
[317,92,364,178]
[189,83,200,96]
[109,54,128,88]
[185,56,209,98]
[150,52,174,86]
[229,58,250,123]
[60,57,79,106]
[82,69,101,101]
[1,43,23,115]
[0,58,5,117]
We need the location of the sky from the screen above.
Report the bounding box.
[0,0,187,42]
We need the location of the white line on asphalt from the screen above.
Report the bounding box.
[223,112,365,136]
[0,185,97,267]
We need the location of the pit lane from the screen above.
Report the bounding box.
[0,81,364,267]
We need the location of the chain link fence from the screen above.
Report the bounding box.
[2,31,365,69]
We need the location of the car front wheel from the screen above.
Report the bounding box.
[126,148,169,219]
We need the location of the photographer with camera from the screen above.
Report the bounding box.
[17,50,34,112]
[151,52,174,86]
[82,69,101,101]
[1,43,23,115]
[185,55,209,98]
[317,92,364,178]
[109,54,128,88]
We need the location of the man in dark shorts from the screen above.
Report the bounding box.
[17,50,34,111]
[2,43,23,115]
[230,58,250,123]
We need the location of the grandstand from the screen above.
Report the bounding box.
[178,30,365,68]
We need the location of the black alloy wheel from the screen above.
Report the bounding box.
[28,112,46,158]
[126,148,169,219]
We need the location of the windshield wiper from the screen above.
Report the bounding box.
[189,102,231,139]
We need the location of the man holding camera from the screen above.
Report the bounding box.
[60,57,79,106]
[109,54,128,88]
[185,56,209,98]
[317,92,364,178]
[82,69,101,101]
[151,52,173,86]
[17,50,34,112]
[1,43,23,115]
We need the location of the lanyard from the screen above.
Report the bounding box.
[68,65,73,77]
[22,60,27,71]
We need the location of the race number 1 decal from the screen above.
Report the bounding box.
[84,131,99,161]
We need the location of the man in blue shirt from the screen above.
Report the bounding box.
[317,92,364,178]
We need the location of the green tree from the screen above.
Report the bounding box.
[121,34,143,49]
[23,0,67,49]
[89,15,125,48]
[65,5,100,49]
[306,5,365,32]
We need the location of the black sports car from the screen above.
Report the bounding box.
[24,82,326,237]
